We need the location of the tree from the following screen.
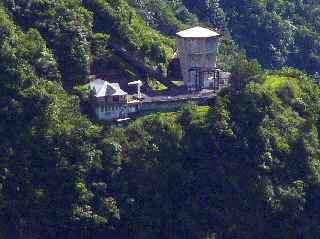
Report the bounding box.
[229,52,262,93]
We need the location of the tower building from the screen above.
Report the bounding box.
[176,26,221,91]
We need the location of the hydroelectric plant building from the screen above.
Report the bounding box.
[176,26,221,91]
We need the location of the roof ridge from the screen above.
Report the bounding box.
[176,26,220,38]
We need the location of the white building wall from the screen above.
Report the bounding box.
[95,104,129,121]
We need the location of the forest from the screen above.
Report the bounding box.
[1,0,320,238]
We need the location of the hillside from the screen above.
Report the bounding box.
[184,0,320,74]
[1,0,320,239]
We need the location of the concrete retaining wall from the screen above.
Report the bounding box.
[139,97,210,113]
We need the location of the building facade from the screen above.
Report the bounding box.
[176,26,221,91]
[90,79,141,121]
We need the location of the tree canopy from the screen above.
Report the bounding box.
[1,0,320,238]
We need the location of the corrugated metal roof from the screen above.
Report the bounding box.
[109,83,128,96]
[90,79,127,97]
[176,26,220,38]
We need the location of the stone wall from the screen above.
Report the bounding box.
[139,97,211,114]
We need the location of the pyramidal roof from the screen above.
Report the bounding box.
[90,79,127,97]
[176,26,220,38]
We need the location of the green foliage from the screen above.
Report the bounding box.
[130,0,190,35]
[91,33,111,60]
[179,0,320,74]
[199,69,320,238]
[147,78,167,91]
[84,0,175,66]
[4,0,93,87]
[0,6,118,238]
[229,52,262,92]
[182,0,226,30]
[2,0,320,239]
[219,0,320,73]
[101,69,320,239]
[73,84,91,99]
[178,102,197,128]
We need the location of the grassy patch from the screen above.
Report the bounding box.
[148,79,168,91]
[172,80,185,86]
[191,106,209,124]
[263,76,298,91]
[263,75,302,97]
[133,105,209,125]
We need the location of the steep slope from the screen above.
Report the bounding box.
[100,68,320,239]
[2,1,320,239]
[182,0,320,74]
[0,5,120,237]
[3,0,176,88]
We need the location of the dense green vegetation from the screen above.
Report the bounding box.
[2,0,320,238]
[102,68,320,239]
[186,0,320,74]
[4,0,319,86]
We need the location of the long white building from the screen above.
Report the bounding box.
[90,79,141,121]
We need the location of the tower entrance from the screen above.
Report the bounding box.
[188,68,218,91]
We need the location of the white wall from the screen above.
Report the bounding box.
[95,104,128,121]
